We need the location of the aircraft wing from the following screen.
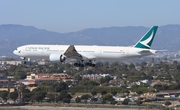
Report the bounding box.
[63,45,96,67]
[63,45,83,61]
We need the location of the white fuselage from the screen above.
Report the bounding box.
[13,44,156,61]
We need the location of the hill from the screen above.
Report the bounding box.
[0,24,180,57]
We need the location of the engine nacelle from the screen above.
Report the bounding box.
[49,54,66,62]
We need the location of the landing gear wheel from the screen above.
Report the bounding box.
[23,61,27,64]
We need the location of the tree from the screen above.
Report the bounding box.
[91,97,98,102]
[46,93,57,103]
[71,92,75,97]
[80,94,91,104]
[36,82,54,92]
[164,101,172,106]
[63,98,71,104]
[53,82,68,92]
[131,85,155,95]
[102,93,114,101]
[22,88,32,103]
[110,100,117,105]
[91,90,97,96]
[10,91,18,102]
[14,71,27,79]
[34,91,47,103]
[79,78,99,86]
[0,90,8,102]
[35,94,44,103]
[101,90,107,95]
[81,94,91,100]
[75,97,81,103]
[111,90,117,96]
[32,87,42,92]
[30,95,35,104]
[73,73,82,81]
[24,92,33,103]
[99,76,113,84]
[122,98,129,105]
[58,90,72,103]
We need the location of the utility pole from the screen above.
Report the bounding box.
[54,87,56,103]
[7,76,14,100]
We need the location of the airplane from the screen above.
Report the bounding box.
[13,26,158,67]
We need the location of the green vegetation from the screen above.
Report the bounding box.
[0,90,8,102]
[10,91,18,102]
[2,60,180,87]
[2,59,180,106]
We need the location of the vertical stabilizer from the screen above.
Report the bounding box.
[134,26,158,49]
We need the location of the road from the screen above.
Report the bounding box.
[0,106,161,110]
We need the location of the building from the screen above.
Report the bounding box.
[81,74,113,80]
[82,74,102,80]
[0,80,16,88]
[20,73,73,85]
[0,61,22,65]
[0,75,16,88]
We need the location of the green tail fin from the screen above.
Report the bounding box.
[134,26,158,49]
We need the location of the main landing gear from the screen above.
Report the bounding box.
[20,57,26,64]
[73,60,96,67]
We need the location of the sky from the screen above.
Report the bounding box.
[0,0,180,33]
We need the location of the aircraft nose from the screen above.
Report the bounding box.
[13,50,18,55]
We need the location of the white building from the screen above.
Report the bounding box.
[0,61,22,65]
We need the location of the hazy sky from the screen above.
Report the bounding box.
[0,0,180,33]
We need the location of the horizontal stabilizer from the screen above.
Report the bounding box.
[138,50,151,55]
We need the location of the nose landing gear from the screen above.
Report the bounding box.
[20,57,26,64]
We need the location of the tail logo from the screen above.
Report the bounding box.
[139,31,154,49]
[134,26,158,49]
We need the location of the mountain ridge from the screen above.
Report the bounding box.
[0,24,180,57]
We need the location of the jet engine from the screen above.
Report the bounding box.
[49,54,66,62]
